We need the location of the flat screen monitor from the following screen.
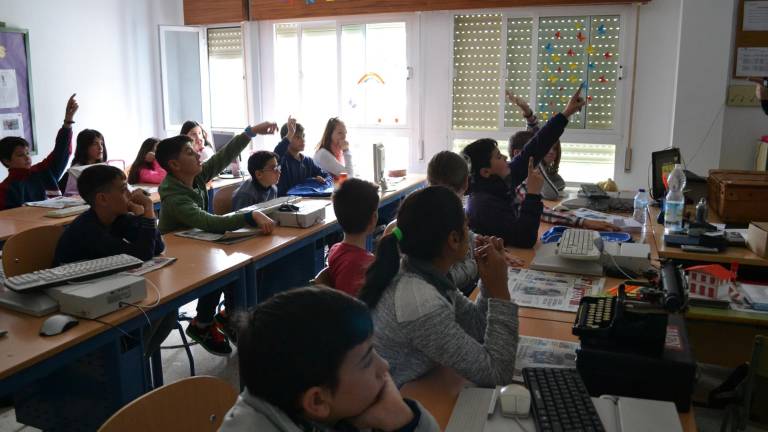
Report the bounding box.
[211,130,235,152]
[651,148,682,200]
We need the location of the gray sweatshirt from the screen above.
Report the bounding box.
[372,258,520,388]
[313,148,354,177]
[219,389,439,432]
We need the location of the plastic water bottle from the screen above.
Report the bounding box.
[664,164,686,233]
[633,188,648,241]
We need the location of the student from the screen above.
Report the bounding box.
[180,120,215,162]
[274,116,330,197]
[61,128,109,195]
[314,117,354,178]
[220,286,439,432]
[53,164,172,355]
[232,151,280,211]
[328,178,379,296]
[507,95,619,231]
[462,88,585,248]
[0,94,78,210]
[384,151,524,296]
[127,138,166,185]
[156,121,278,355]
[359,186,519,387]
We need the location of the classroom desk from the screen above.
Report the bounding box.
[400,316,698,431]
[648,206,768,267]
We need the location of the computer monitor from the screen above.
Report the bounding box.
[211,130,236,152]
[651,148,682,200]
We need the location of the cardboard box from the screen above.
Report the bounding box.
[746,222,768,258]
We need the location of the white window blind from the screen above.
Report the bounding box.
[505,17,533,128]
[452,14,502,131]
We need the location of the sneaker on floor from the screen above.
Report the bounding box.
[186,320,232,356]
[214,310,237,344]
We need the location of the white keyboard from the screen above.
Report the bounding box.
[556,229,601,261]
[45,205,90,218]
[445,387,496,432]
[5,254,143,292]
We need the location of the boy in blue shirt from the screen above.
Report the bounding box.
[274,116,330,196]
[232,151,280,211]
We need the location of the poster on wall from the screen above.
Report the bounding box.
[736,47,768,76]
[0,27,36,152]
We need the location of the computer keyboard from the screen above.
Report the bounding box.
[523,368,605,432]
[445,387,496,432]
[556,229,601,261]
[45,204,90,218]
[5,254,143,292]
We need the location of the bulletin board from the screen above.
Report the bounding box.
[734,0,768,78]
[0,27,36,153]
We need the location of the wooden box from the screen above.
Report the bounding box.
[707,170,768,223]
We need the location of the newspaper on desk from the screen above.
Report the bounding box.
[507,268,605,312]
[123,256,177,276]
[24,196,85,209]
[571,208,643,233]
[174,227,261,244]
[513,336,580,382]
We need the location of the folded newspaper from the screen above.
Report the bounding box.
[123,256,177,276]
[513,336,580,382]
[571,208,643,232]
[174,227,261,243]
[24,196,85,209]
[507,268,605,312]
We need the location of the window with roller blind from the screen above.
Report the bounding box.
[207,27,248,130]
[451,9,632,184]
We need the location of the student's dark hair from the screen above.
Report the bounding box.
[279,122,305,140]
[236,286,373,419]
[359,186,466,309]
[155,135,193,172]
[72,129,107,166]
[332,179,379,235]
[127,138,160,184]
[179,120,213,150]
[508,130,534,155]
[77,164,126,206]
[0,136,29,167]
[247,150,278,179]
[461,138,498,179]
[316,117,343,153]
[427,151,469,194]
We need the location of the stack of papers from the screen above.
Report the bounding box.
[571,208,644,233]
[174,227,261,244]
[741,283,768,311]
[24,196,85,209]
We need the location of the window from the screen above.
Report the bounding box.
[451,9,631,184]
[207,27,248,130]
[270,19,412,175]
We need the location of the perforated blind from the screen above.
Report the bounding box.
[452,13,502,131]
[504,17,533,128]
[207,27,242,58]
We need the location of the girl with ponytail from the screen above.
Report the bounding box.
[359,186,520,387]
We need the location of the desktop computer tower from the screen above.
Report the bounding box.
[576,313,696,412]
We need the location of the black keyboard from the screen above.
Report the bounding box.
[522,367,605,432]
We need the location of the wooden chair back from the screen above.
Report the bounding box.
[212,183,240,215]
[98,376,238,432]
[311,266,333,287]
[2,225,65,277]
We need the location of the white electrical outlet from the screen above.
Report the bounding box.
[727,84,760,107]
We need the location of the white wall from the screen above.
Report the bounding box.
[1,0,183,178]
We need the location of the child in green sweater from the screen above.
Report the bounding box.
[155,121,277,355]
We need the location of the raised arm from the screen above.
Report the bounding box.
[34,94,77,176]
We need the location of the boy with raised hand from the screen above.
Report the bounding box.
[232,151,281,211]
[462,87,585,248]
[328,178,379,296]
[156,121,278,356]
[0,94,78,209]
[220,286,439,432]
[274,116,330,197]
[54,164,172,356]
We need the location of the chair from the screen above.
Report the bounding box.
[310,266,333,288]
[719,335,768,431]
[212,183,240,215]
[98,376,238,432]
[2,225,64,277]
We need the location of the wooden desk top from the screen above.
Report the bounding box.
[0,238,252,381]
[400,316,698,432]
[648,206,768,267]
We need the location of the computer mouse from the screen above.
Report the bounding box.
[499,384,531,417]
[278,204,300,212]
[40,314,79,337]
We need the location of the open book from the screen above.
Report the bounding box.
[592,396,682,432]
[174,227,261,244]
